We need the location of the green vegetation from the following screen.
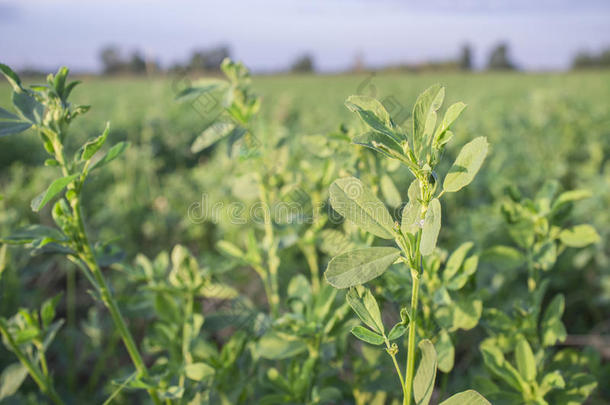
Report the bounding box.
[0,62,609,404]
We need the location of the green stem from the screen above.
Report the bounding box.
[384,338,406,398]
[37,347,49,377]
[301,243,320,293]
[404,267,420,405]
[71,198,161,405]
[66,264,77,391]
[0,322,64,405]
[403,178,427,405]
[258,182,280,318]
[179,294,194,389]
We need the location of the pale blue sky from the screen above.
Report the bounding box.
[1,0,609,72]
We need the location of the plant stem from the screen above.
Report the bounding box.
[301,243,320,293]
[385,339,406,397]
[0,321,64,405]
[404,267,420,405]
[401,180,426,405]
[71,198,161,405]
[38,348,49,377]
[179,294,194,388]
[66,264,77,391]
[258,182,280,318]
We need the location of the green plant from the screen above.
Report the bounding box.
[477,182,601,404]
[0,295,63,404]
[323,85,490,404]
[0,64,160,404]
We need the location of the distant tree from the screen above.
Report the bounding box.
[572,48,610,69]
[487,43,516,70]
[601,49,610,66]
[99,46,158,75]
[128,51,147,74]
[459,44,473,71]
[188,46,230,72]
[100,45,124,74]
[291,54,315,73]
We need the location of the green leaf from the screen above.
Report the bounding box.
[184,362,215,381]
[0,120,31,137]
[480,341,528,393]
[387,323,407,341]
[257,331,307,360]
[539,371,565,397]
[346,287,384,333]
[435,330,455,373]
[351,325,384,345]
[41,294,62,329]
[174,79,227,102]
[446,255,478,290]
[559,225,600,247]
[435,130,454,150]
[91,141,129,171]
[42,320,63,350]
[216,240,246,260]
[0,363,28,400]
[515,337,536,382]
[401,180,422,235]
[551,189,591,212]
[198,283,239,299]
[380,174,402,209]
[480,245,525,272]
[191,122,236,153]
[31,174,79,212]
[345,95,399,143]
[81,122,110,160]
[318,229,356,257]
[0,225,65,245]
[401,200,422,236]
[540,294,566,347]
[0,107,19,120]
[433,102,466,148]
[439,390,490,405]
[53,67,69,97]
[452,298,482,331]
[329,177,395,239]
[533,241,556,271]
[412,84,444,156]
[443,242,473,281]
[352,131,404,160]
[508,220,536,249]
[158,386,184,400]
[0,64,22,91]
[63,80,81,100]
[12,92,44,124]
[361,287,384,334]
[414,339,437,405]
[420,198,441,256]
[325,247,400,288]
[443,137,489,193]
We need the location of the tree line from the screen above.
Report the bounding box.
[94,43,610,76]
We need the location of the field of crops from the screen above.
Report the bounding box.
[0,64,609,404]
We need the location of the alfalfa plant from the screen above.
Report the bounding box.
[324,85,490,405]
[0,64,161,404]
[477,182,600,404]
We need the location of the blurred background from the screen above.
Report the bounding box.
[1,0,610,75]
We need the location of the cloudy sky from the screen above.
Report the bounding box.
[1,0,609,72]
